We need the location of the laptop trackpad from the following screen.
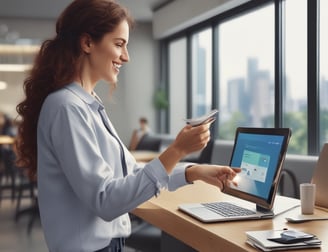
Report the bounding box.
[182,206,223,221]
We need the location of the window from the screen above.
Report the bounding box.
[283,0,307,154]
[319,0,328,149]
[168,38,187,135]
[161,0,322,155]
[218,4,274,140]
[191,28,213,117]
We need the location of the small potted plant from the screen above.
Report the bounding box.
[153,88,168,132]
[153,88,169,111]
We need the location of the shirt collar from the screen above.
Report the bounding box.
[64,83,104,110]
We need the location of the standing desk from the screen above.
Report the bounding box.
[132,181,328,252]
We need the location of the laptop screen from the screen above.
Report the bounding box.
[223,127,291,210]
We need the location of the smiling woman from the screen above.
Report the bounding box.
[15,1,137,251]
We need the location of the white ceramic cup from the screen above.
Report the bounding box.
[300,183,316,214]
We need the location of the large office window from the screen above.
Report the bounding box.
[191,28,213,117]
[283,0,307,154]
[162,0,323,155]
[320,0,328,149]
[168,38,187,135]
[218,4,274,140]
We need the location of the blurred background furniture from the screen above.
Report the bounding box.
[135,134,162,151]
[125,216,162,252]
[0,136,16,205]
[0,148,18,204]
[278,168,299,198]
[14,171,39,235]
[0,146,39,234]
[182,139,214,164]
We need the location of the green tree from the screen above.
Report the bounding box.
[218,110,308,155]
[218,111,248,140]
[283,111,307,155]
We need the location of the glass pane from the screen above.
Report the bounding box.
[191,28,212,117]
[319,0,328,149]
[168,38,187,136]
[218,4,274,140]
[284,0,307,154]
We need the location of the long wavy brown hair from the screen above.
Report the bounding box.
[15,0,134,180]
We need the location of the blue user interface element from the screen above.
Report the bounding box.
[230,133,284,200]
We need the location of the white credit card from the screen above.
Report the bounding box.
[184,109,218,126]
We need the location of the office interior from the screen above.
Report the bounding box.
[0,0,327,251]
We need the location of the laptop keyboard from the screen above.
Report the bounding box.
[202,202,256,217]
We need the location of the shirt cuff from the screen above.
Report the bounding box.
[168,162,195,191]
[143,158,169,196]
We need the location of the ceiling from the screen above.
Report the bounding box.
[0,0,171,21]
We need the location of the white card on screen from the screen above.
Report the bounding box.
[184,109,218,126]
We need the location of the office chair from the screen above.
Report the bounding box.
[278,168,299,198]
[2,148,39,234]
[135,134,162,151]
[15,172,37,221]
[182,139,214,164]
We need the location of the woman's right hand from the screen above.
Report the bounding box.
[172,123,212,157]
[159,121,213,173]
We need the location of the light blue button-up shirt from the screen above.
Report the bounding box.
[37,83,190,252]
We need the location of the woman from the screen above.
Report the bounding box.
[128,117,151,150]
[15,1,239,251]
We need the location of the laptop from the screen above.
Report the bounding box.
[311,143,328,209]
[179,127,292,222]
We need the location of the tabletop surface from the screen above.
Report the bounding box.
[133,181,328,252]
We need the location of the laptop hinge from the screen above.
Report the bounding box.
[256,205,272,214]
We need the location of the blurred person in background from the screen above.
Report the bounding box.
[128,117,151,150]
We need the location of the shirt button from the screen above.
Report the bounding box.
[122,220,127,225]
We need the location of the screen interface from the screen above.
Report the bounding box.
[230,132,285,200]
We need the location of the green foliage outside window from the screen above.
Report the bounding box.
[218,110,308,155]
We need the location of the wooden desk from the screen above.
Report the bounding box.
[131,150,160,162]
[0,135,15,145]
[133,181,328,252]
